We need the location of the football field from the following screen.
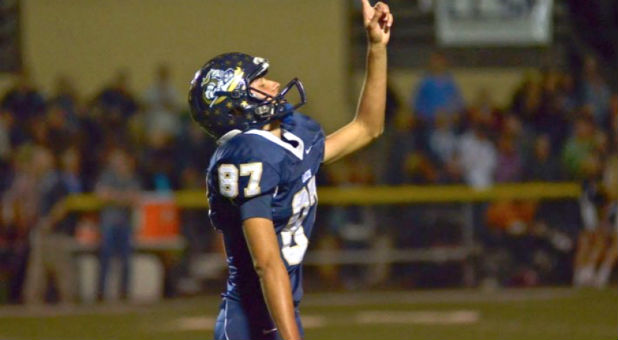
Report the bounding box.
[0,287,615,340]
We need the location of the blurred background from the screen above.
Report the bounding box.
[0,0,616,339]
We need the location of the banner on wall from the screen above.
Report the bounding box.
[435,0,553,46]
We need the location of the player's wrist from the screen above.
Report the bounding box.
[367,43,387,56]
[368,40,387,49]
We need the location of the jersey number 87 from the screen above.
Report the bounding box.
[218,162,262,198]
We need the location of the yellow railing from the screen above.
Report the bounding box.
[65,182,581,211]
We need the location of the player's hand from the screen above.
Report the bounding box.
[361,0,393,46]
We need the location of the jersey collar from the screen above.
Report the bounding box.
[245,129,304,160]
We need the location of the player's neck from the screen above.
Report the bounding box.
[262,120,282,139]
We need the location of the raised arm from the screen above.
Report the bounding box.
[323,0,393,164]
[243,217,301,340]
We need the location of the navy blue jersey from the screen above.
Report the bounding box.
[207,113,325,306]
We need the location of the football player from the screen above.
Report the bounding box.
[188,1,393,339]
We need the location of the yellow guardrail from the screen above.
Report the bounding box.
[65,182,581,211]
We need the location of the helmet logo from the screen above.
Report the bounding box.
[201,67,245,107]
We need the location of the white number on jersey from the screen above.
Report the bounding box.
[281,176,317,265]
[218,162,263,198]
[218,164,239,198]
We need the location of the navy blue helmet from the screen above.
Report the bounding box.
[188,52,306,139]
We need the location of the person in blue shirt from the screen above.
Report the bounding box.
[411,51,464,125]
[187,1,393,339]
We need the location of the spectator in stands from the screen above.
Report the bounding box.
[96,70,138,120]
[48,75,80,128]
[398,78,442,184]
[24,147,79,305]
[379,80,420,184]
[29,118,50,148]
[580,55,611,126]
[45,103,77,154]
[555,72,578,117]
[383,109,417,185]
[75,102,105,192]
[562,117,600,179]
[95,147,141,301]
[133,65,186,191]
[524,134,562,181]
[410,51,463,130]
[462,87,502,134]
[495,135,523,183]
[0,72,45,131]
[457,123,497,188]
[139,132,177,191]
[429,112,457,166]
[402,149,440,184]
[428,112,461,183]
[535,68,570,147]
[1,145,50,302]
[502,113,533,156]
[93,70,138,146]
[59,147,83,198]
[142,64,182,138]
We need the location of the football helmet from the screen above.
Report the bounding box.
[188,52,306,139]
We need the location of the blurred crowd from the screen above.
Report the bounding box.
[0,64,217,304]
[367,52,617,188]
[317,51,617,290]
[0,49,616,303]
[0,65,215,195]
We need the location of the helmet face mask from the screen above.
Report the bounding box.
[188,52,306,140]
[246,77,306,119]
